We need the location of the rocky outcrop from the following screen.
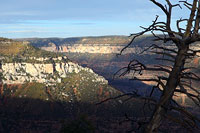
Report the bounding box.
[1,57,108,85]
[54,43,200,54]
[30,36,200,54]
[40,42,57,52]
[55,44,137,54]
[40,43,137,54]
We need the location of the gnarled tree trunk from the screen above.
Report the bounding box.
[114,0,200,132]
[145,45,189,132]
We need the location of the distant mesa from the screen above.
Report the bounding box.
[18,35,200,55]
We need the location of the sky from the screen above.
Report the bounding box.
[0,0,190,38]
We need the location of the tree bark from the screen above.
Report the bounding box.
[145,45,189,133]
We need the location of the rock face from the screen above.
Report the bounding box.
[18,36,144,54]
[41,44,138,54]
[1,57,108,85]
[23,36,200,55]
[40,43,200,55]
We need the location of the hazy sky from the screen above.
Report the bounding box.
[0,0,189,38]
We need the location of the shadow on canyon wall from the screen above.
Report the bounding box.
[0,95,196,132]
[0,96,153,132]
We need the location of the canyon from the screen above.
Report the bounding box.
[41,43,140,54]
[23,35,200,106]
[0,38,116,103]
[21,36,200,56]
[0,36,199,132]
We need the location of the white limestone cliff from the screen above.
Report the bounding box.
[40,43,200,55]
[41,44,142,54]
[0,58,108,85]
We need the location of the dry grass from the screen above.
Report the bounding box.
[0,41,27,56]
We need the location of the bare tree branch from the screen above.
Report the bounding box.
[113,0,200,132]
[184,0,198,38]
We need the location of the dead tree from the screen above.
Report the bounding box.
[115,0,200,132]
